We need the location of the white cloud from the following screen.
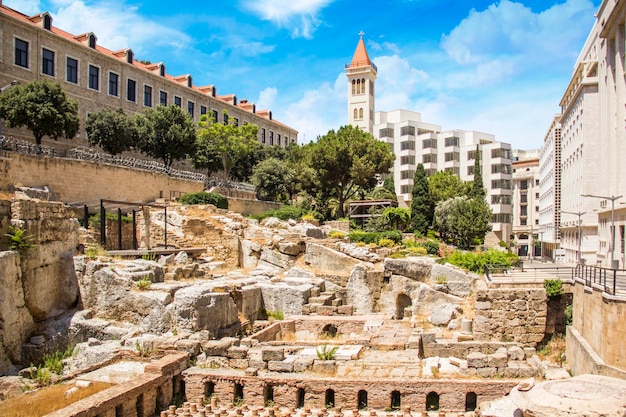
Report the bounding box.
[240,0,333,39]
[3,0,41,15]
[256,87,278,110]
[47,1,191,54]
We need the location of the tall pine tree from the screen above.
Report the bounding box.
[410,163,434,234]
[470,144,486,199]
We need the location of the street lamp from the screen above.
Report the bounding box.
[562,210,586,264]
[539,231,545,262]
[582,194,622,269]
[0,80,21,138]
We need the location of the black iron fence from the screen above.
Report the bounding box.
[0,135,206,183]
[574,264,626,296]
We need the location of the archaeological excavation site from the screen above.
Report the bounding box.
[1,191,625,417]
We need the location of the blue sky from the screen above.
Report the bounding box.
[6,0,600,150]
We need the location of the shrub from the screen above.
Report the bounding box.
[349,230,403,245]
[419,240,440,255]
[564,303,573,326]
[377,238,396,248]
[5,225,35,253]
[406,246,427,256]
[88,212,132,228]
[253,205,303,221]
[316,344,339,360]
[136,275,152,291]
[301,213,317,222]
[328,230,346,239]
[178,191,228,209]
[545,279,564,299]
[443,249,518,274]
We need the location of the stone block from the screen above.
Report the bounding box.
[467,352,488,368]
[261,347,284,362]
[474,301,492,310]
[476,367,497,378]
[488,351,508,368]
[227,346,249,359]
[508,346,525,361]
[174,339,201,356]
[337,305,354,315]
[229,359,249,369]
[248,359,267,370]
[268,360,293,372]
[203,338,236,357]
[312,360,337,374]
[293,358,314,372]
[315,305,337,315]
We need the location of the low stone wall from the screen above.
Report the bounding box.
[182,369,518,413]
[227,197,281,216]
[421,333,518,358]
[473,282,547,345]
[44,353,189,417]
[3,152,203,203]
[251,321,297,343]
[324,221,350,233]
[567,277,626,376]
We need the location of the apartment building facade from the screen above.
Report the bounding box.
[511,150,540,258]
[0,2,297,149]
[374,109,513,244]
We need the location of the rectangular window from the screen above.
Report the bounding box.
[379,128,394,138]
[520,180,528,190]
[88,65,99,90]
[400,170,415,180]
[66,57,78,84]
[400,126,415,136]
[223,113,229,125]
[400,185,411,194]
[520,194,528,203]
[400,140,415,151]
[467,150,482,160]
[127,79,136,102]
[234,118,239,127]
[444,136,459,147]
[520,218,528,226]
[15,38,29,68]
[422,138,437,149]
[108,72,119,96]
[491,179,512,190]
[425,169,437,176]
[270,131,274,145]
[520,206,528,216]
[491,195,511,205]
[187,101,195,118]
[174,96,182,107]
[400,155,415,165]
[159,90,167,106]
[491,148,512,159]
[467,166,475,176]
[144,85,152,107]
[423,154,437,164]
[492,213,512,223]
[491,164,511,174]
[42,48,54,76]
[445,167,460,176]
[444,152,460,162]
[200,105,207,115]
[261,128,266,144]
[212,109,218,123]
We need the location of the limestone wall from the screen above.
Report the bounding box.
[227,197,281,216]
[567,277,626,375]
[0,199,81,375]
[43,353,189,417]
[3,152,203,203]
[473,283,547,345]
[183,369,517,412]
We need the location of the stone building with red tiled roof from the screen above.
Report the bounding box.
[0,1,298,149]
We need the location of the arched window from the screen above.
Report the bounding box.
[325,389,335,408]
[358,390,368,410]
[353,109,358,120]
[356,79,361,94]
[359,108,364,119]
[426,392,439,411]
[361,78,366,93]
[465,392,477,411]
[352,80,356,95]
[391,391,401,410]
[297,388,305,408]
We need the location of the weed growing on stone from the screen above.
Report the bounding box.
[434,275,447,285]
[136,275,152,291]
[5,225,35,254]
[316,344,339,360]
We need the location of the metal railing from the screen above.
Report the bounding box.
[484,264,575,282]
[574,264,626,296]
[0,135,206,183]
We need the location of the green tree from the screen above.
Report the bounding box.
[0,80,79,146]
[85,108,138,155]
[303,125,394,219]
[382,207,411,231]
[134,105,196,168]
[428,170,471,206]
[470,145,486,199]
[194,112,259,181]
[434,196,492,249]
[250,157,295,202]
[230,141,287,182]
[410,163,433,234]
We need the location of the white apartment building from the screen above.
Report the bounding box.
[374,109,513,244]
[539,116,563,261]
[511,150,540,258]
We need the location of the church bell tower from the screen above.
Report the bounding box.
[346,32,377,135]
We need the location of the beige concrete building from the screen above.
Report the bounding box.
[0,2,297,148]
[511,150,540,258]
[556,0,626,267]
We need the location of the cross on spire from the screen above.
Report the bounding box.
[358,30,365,38]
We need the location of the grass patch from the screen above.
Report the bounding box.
[178,191,228,209]
[0,381,113,417]
[538,334,566,364]
[135,275,152,291]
